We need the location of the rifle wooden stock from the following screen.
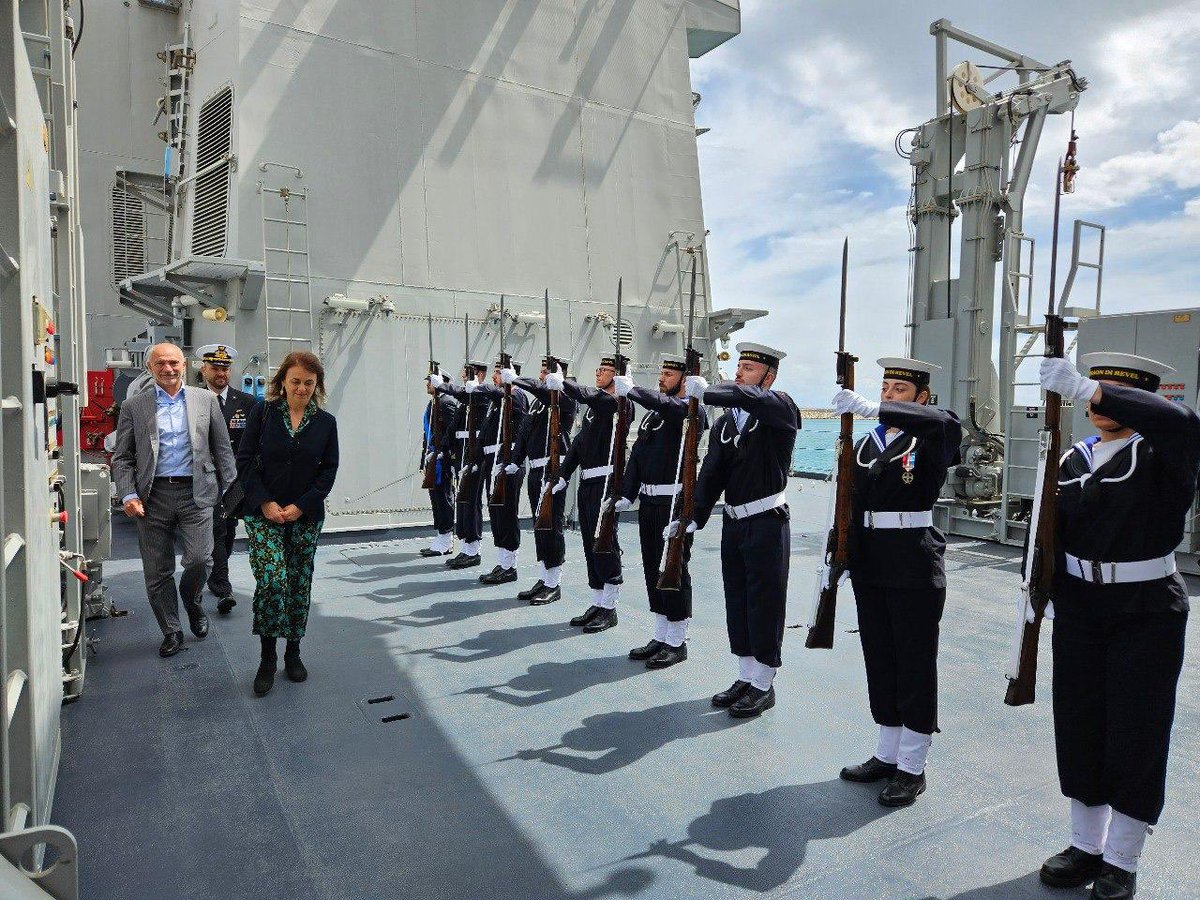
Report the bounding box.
[806,351,856,650]
[457,394,481,503]
[594,395,631,553]
[534,388,562,531]
[489,380,515,507]
[657,393,700,592]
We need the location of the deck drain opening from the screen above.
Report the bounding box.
[380,713,411,723]
[367,695,395,705]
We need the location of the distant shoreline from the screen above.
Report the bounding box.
[799,409,878,420]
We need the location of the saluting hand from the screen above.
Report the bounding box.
[1040,357,1100,403]
[613,375,634,397]
[500,368,518,385]
[832,388,880,418]
[684,375,708,402]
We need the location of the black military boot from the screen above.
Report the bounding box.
[878,770,926,807]
[446,552,481,570]
[479,565,505,583]
[254,637,277,697]
[529,586,561,606]
[711,680,751,708]
[645,643,687,669]
[283,639,308,683]
[482,567,518,585]
[517,580,546,601]
[1091,863,1136,899]
[420,546,451,557]
[569,605,603,627]
[1040,847,1105,889]
[628,639,665,661]
[582,608,617,633]
[728,685,775,718]
[840,757,898,784]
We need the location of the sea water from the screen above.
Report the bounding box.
[790,418,876,475]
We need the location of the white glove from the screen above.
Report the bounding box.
[423,452,434,467]
[662,520,697,540]
[614,497,632,513]
[685,375,708,402]
[613,375,634,397]
[545,370,565,391]
[832,388,881,418]
[551,477,567,494]
[427,373,441,389]
[500,368,518,385]
[464,379,477,394]
[503,463,519,475]
[1040,357,1098,403]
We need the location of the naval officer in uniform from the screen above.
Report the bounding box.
[553,355,625,633]
[477,358,530,584]
[510,358,579,606]
[831,358,962,807]
[681,343,800,718]
[196,344,260,614]
[421,370,460,557]
[434,361,491,569]
[607,354,705,669]
[1036,352,1199,900]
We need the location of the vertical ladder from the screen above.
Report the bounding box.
[259,182,315,371]
[670,232,709,317]
[159,22,194,262]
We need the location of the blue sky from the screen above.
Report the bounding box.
[690,0,1200,405]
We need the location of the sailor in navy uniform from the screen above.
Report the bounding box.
[434,361,491,569]
[1036,352,1200,900]
[608,354,706,669]
[196,343,260,615]
[552,355,625,633]
[420,370,460,557]
[831,357,962,808]
[476,358,530,584]
[511,358,579,606]
[682,343,800,718]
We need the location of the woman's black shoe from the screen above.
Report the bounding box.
[284,641,308,682]
[1091,863,1136,899]
[253,661,276,696]
[878,770,926,807]
[840,757,898,783]
[1040,847,1105,888]
[711,680,751,708]
[628,639,665,661]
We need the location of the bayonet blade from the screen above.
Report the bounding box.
[838,237,848,354]
[686,253,697,350]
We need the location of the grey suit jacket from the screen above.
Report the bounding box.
[112,385,238,508]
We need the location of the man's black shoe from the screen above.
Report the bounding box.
[529,586,560,606]
[711,680,752,708]
[216,596,236,615]
[185,606,209,639]
[481,567,518,585]
[1091,863,1136,899]
[420,547,451,557]
[646,643,687,669]
[628,639,665,661]
[159,631,184,658]
[729,685,775,718]
[1040,847,1105,889]
[840,757,898,784]
[446,553,481,570]
[569,605,603,627]
[582,608,617,633]
[518,580,547,601]
[878,770,926,807]
[253,660,276,696]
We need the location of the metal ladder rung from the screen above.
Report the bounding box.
[6,670,27,727]
[265,275,309,283]
[267,335,313,343]
[7,802,29,832]
[264,246,309,254]
[266,305,313,313]
[262,216,307,226]
[3,533,24,568]
[2,396,21,411]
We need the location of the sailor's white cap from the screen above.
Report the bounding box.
[736,342,786,366]
[195,343,237,365]
[660,353,688,371]
[1080,351,1174,392]
[878,356,941,386]
[466,359,489,371]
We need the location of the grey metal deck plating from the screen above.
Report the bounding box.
[52,479,1199,899]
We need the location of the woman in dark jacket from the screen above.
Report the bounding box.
[237,351,339,696]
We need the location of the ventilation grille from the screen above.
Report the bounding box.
[613,319,635,351]
[191,86,233,257]
[111,181,146,286]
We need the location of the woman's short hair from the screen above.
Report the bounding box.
[268,351,327,405]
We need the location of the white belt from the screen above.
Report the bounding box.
[581,465,613,481]
[455,430,470,439]
[641,483,680,497]
[483,443,500,455]
[528,456,549,469]
[724,491,787,520]
[862,510,934,529]
[1064,552,1177,585]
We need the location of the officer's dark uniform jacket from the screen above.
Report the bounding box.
[476,382,530,470]
[1054,383,1200,614]
[437,382,491,472]
[511,379,578,469]
[692,384,800,527]
[219,386,260,455]
[620,386,706,506]
[422,392,461,485]
[850,402,962,589]
[559,382,618,482]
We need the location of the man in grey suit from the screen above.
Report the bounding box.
[112,342,238,657]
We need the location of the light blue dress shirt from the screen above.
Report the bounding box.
[154,385,193,477]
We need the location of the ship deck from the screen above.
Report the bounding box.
[52,478,1199,899]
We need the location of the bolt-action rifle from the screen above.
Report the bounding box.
[489,295,515,507]
[456,314,483,504]
[658,254,702,591]
[806,238,855,649]
[1005,159,1068,707]
[594,278,631,554]
[535,290,562,531]
[421,313,441,490]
